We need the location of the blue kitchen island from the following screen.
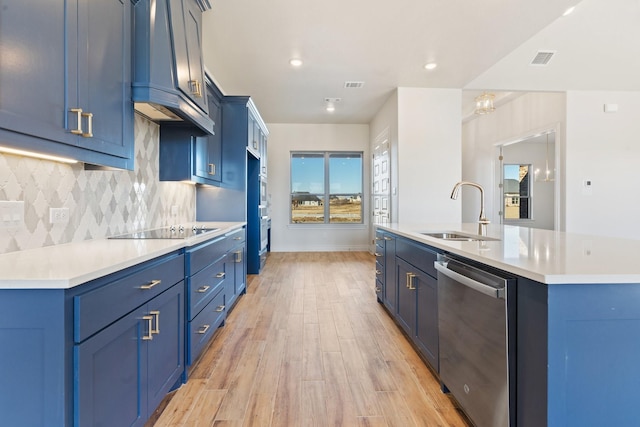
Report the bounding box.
[376,222,640,427]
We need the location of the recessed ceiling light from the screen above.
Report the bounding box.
[326,105,335,113]
[289,58,303,67]
[424,63,437,70]
[562,6,576,16]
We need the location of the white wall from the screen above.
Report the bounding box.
[369,88,462,229]
[396,87,462,224]
[565,91,640,239]
[461,92,566,228]
[266,123,370,252]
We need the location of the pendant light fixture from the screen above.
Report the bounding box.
[535,133,555,182]
[474,92,495,115]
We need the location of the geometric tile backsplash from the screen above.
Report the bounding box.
[0,114,195,255]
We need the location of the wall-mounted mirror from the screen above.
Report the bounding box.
[499,131,556,230]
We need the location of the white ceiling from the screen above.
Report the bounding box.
[202,0,639,124]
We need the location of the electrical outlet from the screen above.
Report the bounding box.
[0,201,24,228]
[49,207,70,224]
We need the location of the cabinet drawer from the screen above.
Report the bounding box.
[188,257,226,319]
[375,260,384,279]
[395,238,438,278]
[188,289,226,364]
[74,253,184,343]
[187,235,227,275]
[226,227,245,244]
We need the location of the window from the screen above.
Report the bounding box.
[291,152,363,224]
[503,164,531,220]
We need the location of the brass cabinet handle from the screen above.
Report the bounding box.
[407,273,417,290]
[81,112,93,138]
[140,279,161,290]
[208,163,216,175]
[215,305,225,312]
[383,236,392,241]
[70,108,83,135]
[374,252,382,257]
[375,287,381,293]
[197,324,210,334]
[142,315,154,340]
[375,237,382,241]
[235,250,242,263]
[150,310,160,334]
[190,80,203,98]
[375,269,382,276]
[233,237,243,240]
[215,272,225,278]
[197,285,210,293]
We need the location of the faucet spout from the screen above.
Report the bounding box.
[450,181,490,224]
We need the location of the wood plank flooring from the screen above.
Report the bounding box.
[148,252,471,427]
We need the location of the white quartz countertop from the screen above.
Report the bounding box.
[0,222,245,289]
[378,223,640,284]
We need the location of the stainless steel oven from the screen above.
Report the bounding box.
[435,254,516,427]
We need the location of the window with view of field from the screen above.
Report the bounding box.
[290,152,363,224]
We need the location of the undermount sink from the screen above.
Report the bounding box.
[421,231,500,242]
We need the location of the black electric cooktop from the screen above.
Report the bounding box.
[109,226,219,240]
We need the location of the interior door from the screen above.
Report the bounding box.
[371,129,391,249]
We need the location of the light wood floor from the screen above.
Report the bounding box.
[149,252,471,427]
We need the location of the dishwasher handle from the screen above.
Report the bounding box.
[434,260,505,299]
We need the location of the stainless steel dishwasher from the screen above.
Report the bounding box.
[434,254,516,427]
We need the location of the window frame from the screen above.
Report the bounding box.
[290,151,364,225]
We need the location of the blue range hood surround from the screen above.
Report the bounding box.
[132,0,214,134]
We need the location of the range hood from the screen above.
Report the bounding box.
[132,0,214,134]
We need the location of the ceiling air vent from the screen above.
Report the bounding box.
[530,51,556,66]
[344,81,365,88]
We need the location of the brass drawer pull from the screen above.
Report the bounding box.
[235,251,242,263]
[384,237,392,241]
[215,272,225,278]
[375,287,381,293]
[140,279,161,290]
[150,310,160,334]
[233,237,243,240]
[208,163,216,175]
[374,252,382,257]
[407,273,417,290]
[142,315,154,340]
[197,285,210,293]
[215,305,225,312]
[197,324,210,334]
[70,108,83,135]
[375,269,382,276]
[81,112,93,138]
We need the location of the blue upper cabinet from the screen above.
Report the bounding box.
[171,0,209,114]
[159,76,221,185]
[133,0,214,135]
[0,0,134,170]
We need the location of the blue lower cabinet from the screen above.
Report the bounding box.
[75,282,184,426]
[76,306,148,427]
[188,288,226,364]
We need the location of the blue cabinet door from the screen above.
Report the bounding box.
[170,0,208,113]
[415,271,439,370]
[194,82,222,183]
[76,306,147,427]
[147,282,185,412]
[383,234,397,313]
[396,258,417,336]
[234,244,247,295]
[0,0,134,169]
[0,1,70,146]
[75,0,134,159]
